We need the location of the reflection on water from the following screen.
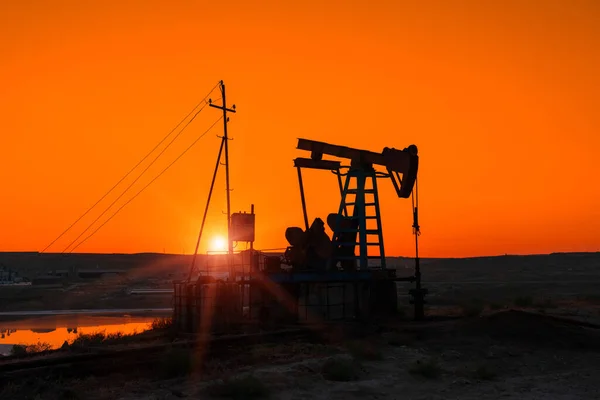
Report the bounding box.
[0,315,157,355]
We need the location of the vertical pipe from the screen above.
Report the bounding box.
[336,169,348,217]
[355,171,368,269]
[412,176,424,320]
[250,204,255,250]
[332,172,352,271]
[220,81,234,282]
[414,206,421,290]
[296,166,309,231]
[413,177,421,290]
[371,172,386,269]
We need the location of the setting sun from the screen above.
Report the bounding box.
[209,236,227,253]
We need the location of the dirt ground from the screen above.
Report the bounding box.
[3,309,600,400]
[2,252,600,398]
[118,311,600,400]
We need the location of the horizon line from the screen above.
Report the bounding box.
[0,250,598,260]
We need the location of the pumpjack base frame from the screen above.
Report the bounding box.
[409,287,428,320]
[172,271,414,334]
[251,269,411,323]
[259,270,416,284]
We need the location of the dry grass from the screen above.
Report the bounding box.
[10,341,52,356]
[69,331,137,348]
[150,317,173,330]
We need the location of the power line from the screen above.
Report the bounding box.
[41,82,220,253]
[43,86,218,253]
[61,101,211,254]
[68,116,224,253]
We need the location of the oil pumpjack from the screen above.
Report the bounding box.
[174,84,427,334]
[275,138,426,319]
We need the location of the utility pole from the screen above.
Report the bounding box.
[209,81,236,277]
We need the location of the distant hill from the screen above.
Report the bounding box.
[0,251,597,279]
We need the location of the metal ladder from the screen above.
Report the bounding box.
[331,167,386,270]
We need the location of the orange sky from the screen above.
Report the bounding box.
[1,0,599,257]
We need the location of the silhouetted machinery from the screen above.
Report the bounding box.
[174,136,428,336]
[172,82,427,334]
[284,139,417,269]
[279,138,426,319]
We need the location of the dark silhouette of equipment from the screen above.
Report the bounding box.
[284,138,418,270]
[282,138,427,319]
[174,84,428,333]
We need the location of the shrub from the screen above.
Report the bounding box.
[10,341,52,356]
[151,317,173,330]
[9,345,27,357]
[69,331,134,348]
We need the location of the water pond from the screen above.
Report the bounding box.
[0,314,159,355]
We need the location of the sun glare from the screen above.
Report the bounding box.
[209,235,227,253]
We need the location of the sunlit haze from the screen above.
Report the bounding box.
[209,236,227,253]
[1,0,599,257]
